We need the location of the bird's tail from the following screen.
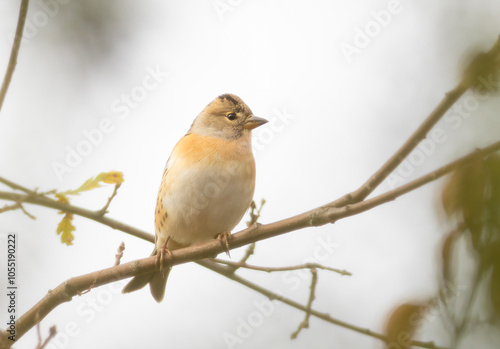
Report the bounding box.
[121,248,170,303]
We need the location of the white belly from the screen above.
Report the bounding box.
[159,158,255,246]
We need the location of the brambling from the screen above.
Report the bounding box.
[122,94,267,302]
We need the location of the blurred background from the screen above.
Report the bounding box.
[0,0,499,348]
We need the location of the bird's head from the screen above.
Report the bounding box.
[189,94,268,139]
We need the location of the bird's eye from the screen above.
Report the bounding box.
[226,113,237,121]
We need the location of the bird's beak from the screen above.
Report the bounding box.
[244,115,268,130]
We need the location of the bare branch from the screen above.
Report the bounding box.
[0,176,34,194]
[19,203,36,219]
[325,35,500,209]
[0,0,496,345]
[96,182,121,216]
[291,267,317,339]
[309,141,500,227]
[211,258,351,276]
[0,0,29,114]
[0,202,22,214]
[1,35,499,346]
[197,260,448,349]
[0,189,154,243]
[2,142,497,346]
[0,196,35,219]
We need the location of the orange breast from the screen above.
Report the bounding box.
[154,132,256,248]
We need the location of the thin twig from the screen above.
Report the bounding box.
[246,200,257,225]
[291,267,318,339]
[222,198,266,273]
[0,0,29,114]
[0,197,35,219]
[3,143,496,347]
[19,203,36,219]
[114,242,125,266]
[0,189,154,242]
[36,325,56,349]
[238,243,255,264]
[239,199,266,266]
[0,176,34,194]
[36,323,42,348]
[247,198,266,227]
[197,260,447,349]
[0,202,22,214]
[211,258,351,276]
[96,182,121,216]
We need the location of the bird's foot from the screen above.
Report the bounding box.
[156,237,173,272]
[217,231,232,257]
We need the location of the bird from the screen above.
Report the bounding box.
[122,93,268,302]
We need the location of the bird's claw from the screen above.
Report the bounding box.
[156,237,173,272]
[218,231,232,257]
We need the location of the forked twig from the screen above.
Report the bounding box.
[35,324,56,349]
[0,195,35,219]
[291,267,318,339]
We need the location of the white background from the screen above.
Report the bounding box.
[1,0,500,348]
